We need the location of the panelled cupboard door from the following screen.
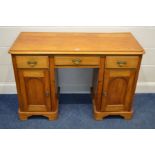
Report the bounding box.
[18,69,52,112]
[101,69,136,112]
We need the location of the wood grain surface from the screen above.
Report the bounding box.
[9,32,144,54]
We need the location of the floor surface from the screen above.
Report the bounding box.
[0,94,155,129]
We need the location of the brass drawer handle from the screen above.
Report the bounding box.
[117,61,127,67]
[27,60,37,67]
[72,58,82,65]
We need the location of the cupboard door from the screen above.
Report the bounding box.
[18,69,51,112]
[101,69,136,112]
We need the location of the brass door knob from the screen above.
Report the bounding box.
[45,91,50,97]
[102,91,107,96]
[72,58,82,65]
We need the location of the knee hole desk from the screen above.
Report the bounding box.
[9,32,144,120]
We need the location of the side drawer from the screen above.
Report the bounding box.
[54,56,100,66]
[16,56,49,68]
[105,56,139,68]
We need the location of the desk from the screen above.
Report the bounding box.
[9,32,144,120]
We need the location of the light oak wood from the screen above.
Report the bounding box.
[55,66,99,68]
[16,56,49,68]
[18,109,58,121]
[54,56,100,66]
[93,102,133,120]
[106,56,139,68]
[49,57,59,112]
[101,69,137,112]
[18,69,51,112]
[9,32,144,121]
[93,56,142,120]
[9,32,144,55]
[92,57,105,111]
[12,56,24,110]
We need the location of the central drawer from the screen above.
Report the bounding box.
[54,56,100,66]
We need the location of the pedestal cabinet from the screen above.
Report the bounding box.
[9,32,144,120]
[18,69,51,112]
[12,56,58,120]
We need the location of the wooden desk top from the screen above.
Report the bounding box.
[9,32,144,55]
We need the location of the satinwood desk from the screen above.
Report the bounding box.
[9,32,144,120]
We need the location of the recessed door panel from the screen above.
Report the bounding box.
[101,69,136,112]
[18,70,51,112]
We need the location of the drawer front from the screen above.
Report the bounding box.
[54,56,100,66]
[105,56,139,68]
[16,56,49,68]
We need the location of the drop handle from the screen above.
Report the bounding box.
[72,58,82,65]
[117,61,127,67]
[27,60,37,67]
